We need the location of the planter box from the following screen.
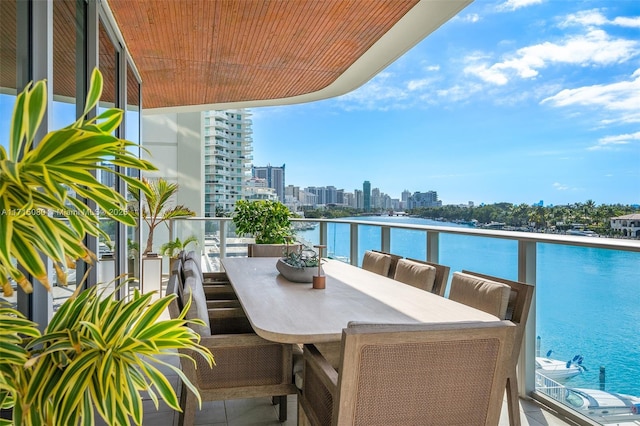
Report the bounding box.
[248,243,301,258]
[275,258,316,283]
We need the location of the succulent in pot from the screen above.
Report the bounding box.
[276,246,322,283]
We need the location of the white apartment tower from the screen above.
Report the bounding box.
[204,110,253,215]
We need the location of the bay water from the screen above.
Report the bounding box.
[297,216,640,396]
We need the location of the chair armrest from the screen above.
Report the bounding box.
[303,344,338,392]
[299,344,339,426]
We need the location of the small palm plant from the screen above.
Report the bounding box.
[159,235,199,259]
[128,178,195,255]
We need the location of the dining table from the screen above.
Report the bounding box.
[221,257,501,344]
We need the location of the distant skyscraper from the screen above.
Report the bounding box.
[354,189,363,209]
[401,189,411,209]
[252,164,285,202]
[363,181,371,212]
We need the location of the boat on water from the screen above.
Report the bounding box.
[536,352,585,381]
[564,387,640,424]
[566,229,599,237]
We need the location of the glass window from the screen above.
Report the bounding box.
[51,0,82,292]
[0,0,17,153]
[125,62,141,280]
[95,19,118,287]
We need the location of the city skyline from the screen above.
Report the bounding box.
[251,0,640,206]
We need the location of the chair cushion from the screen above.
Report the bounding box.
[393,259,437,292]
[183,259,211,336]
[449,272,512,319]
[361,251,392,276]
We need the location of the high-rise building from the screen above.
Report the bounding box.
[407,191,442,209]
[203,110,253,215]
[252,164,285,202]
[401,189,411,210]
[354,189,363,209]
[363,181,371,212]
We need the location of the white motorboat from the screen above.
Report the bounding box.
[564,387,640,423]
[536,352,585,381]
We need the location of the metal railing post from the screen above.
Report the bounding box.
[518,240,537,397]
[319,221,328,247]
[426,231,440,263]
[350,223,359,266]
[381,226,391,252]
[219,219,227,259]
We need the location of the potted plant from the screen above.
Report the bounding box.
[128,178,195,294]
[275,245,321,283]
[128,178,196,256]
[0,68,213,424]
[232,199,299,257]
[160,235,199,271]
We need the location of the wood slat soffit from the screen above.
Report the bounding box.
[107,0,423,110]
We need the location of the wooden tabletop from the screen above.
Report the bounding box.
[221,257,501,344]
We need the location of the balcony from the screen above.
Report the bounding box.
[167,216,640,426]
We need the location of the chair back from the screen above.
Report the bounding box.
[459,271,535,426]
[449,272,513,319]
[393,258,437,292]
[333,321,515,425]
[248,243,300,257]
[405,258,450,296]
[371,250,402,278]
[361,250,392,277]
[460,270,534,347]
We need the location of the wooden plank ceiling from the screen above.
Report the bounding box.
[107,0,419,109]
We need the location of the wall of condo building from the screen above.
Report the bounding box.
[204,110,253,214]
[143,109,253,217]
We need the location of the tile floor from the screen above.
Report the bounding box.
[131,354,578,426]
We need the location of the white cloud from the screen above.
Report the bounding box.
[560,10,640,29]
[465,30,639,85]
[498,0,544,12]
[459,13,480,23]
[553,182,570,191]
[407,78,431,91]
[436,82,484,103]
[560,10,608,28]
[587,131,640,151]
[542,69,640,123]
[612,16,640,28]
[337,72,409,110]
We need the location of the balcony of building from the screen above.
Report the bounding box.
[162,216,640,426]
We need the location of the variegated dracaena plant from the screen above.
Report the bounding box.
[0,68,156,295]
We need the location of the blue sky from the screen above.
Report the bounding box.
[251,0,640,206]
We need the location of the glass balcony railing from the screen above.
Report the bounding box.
[168,216,640,425]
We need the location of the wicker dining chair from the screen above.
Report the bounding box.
[166,258,297,425]
[392,258,438,292]
[361,250,392,277]
[404,257,451,296]
[298,321,515,426]
[459,270,534,426]
[371,250,402,278]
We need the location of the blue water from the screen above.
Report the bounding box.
[297,216,640,396]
